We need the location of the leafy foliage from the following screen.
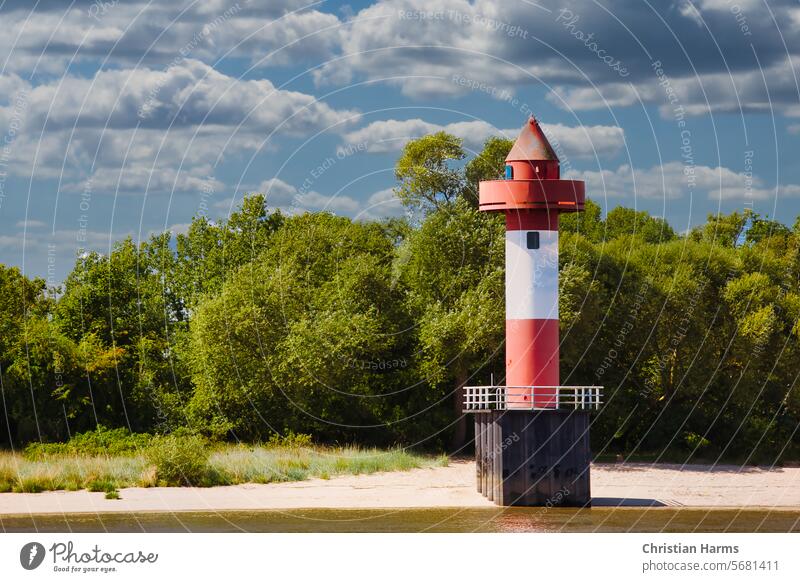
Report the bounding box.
[146,433,210,486]
[394,132,465,212]
[24,426,152,459]
[186,212,414,442]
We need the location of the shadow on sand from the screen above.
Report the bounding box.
[592,497,669,507]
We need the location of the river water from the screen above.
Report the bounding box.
[2,508,798,532]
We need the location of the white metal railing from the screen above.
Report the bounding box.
[463,385,506,410]
[463,385,602,411]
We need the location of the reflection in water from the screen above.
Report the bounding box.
[2,508,799,533]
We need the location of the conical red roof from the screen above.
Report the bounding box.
[505,117,559,163]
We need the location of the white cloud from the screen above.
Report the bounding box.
[364,187,406,217]
[0,61,359,191]
[15,220,46,229]
[313,0,800,116]
[166,223,192,236]
[64,165,225,195]
[693,0,762,12]
[255,178,403,220]
[0,74,30,105]
[313,0,566,99]
[547,84,647,112]
[677,1,704,27]
[9,59,358,134]
[0,1,342,74]
[0,226,135,284]
[343,118,625,159]
[5,0,800,119]
[258,178,361,216]
[0,227,123,256]
[551,56,800,118]
[344,118,442,153]
[541,123,626,160]
[567,161,800,201]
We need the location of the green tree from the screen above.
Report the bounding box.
[560,198,604,241]
[397,199,505,448]
[187,212,414,442]
[394,132,465,213]
[745,214,791,244]
[393,131,512,448]
[691,211,747,247]
[174,194,284,308]
[0,265,49,444]
[604,206,675,243]
[55,236,191,433]
[0,264,121,444]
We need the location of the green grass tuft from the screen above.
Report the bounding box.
[1,434,447,494]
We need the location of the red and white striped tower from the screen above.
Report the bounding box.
[466,116,597,506]
[479,117,585,408]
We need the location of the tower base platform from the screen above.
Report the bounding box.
[473,409,593,507]
[465,385,601,507]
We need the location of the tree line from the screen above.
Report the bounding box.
[1,132,799,462]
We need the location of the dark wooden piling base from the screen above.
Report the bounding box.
[473,410,591,507]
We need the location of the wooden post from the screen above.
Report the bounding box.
[483,412,494,501]
[492,411,502,504]
[475,416,482,495]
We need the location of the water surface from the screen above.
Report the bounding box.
[2,508,799,533]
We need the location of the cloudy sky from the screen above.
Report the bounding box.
[1,0,798,282]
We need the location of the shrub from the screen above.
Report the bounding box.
[146,434,210,486]
[24,426,152,459]
[684,432,711,451]
[266,431,313,449]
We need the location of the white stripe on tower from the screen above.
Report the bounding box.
[505,230,559,321]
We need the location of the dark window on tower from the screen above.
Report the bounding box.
[527,231,540,250]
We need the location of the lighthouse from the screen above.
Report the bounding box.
[464,117,602,507]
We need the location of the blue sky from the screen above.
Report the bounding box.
[1,0,798,283]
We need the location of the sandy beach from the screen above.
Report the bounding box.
[1,461,799,516]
